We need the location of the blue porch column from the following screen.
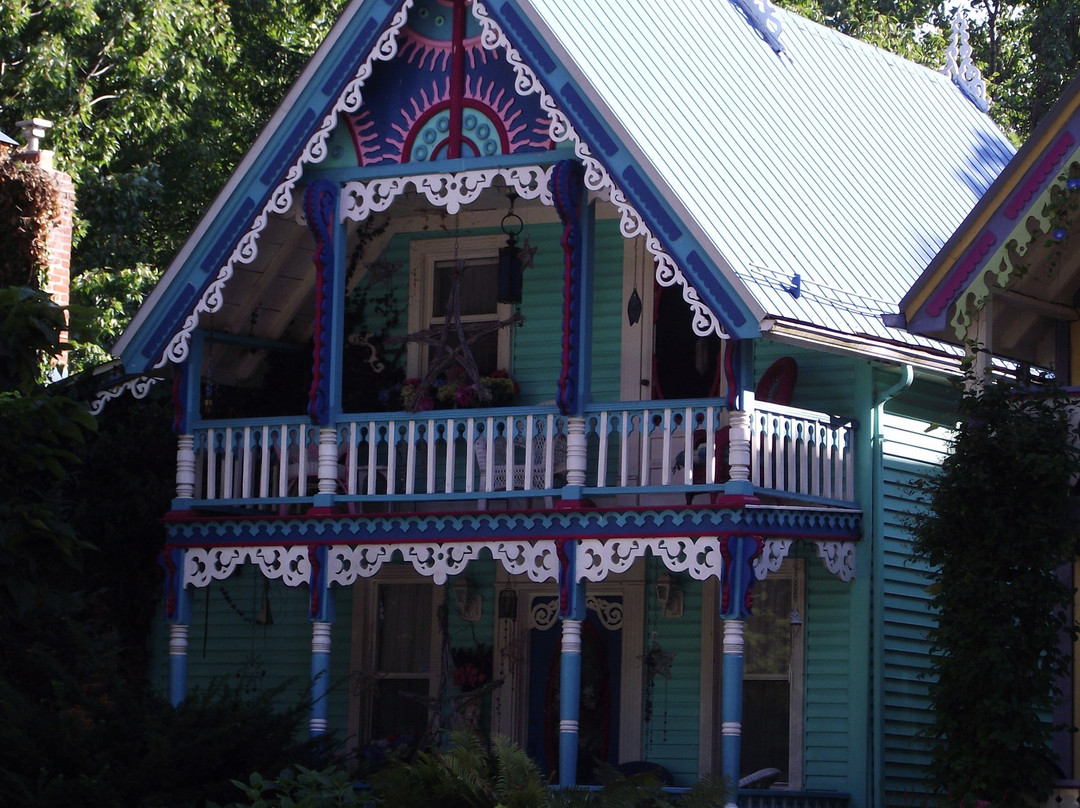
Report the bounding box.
[161,546,192,707]
[308,544,335,738]
[720,534,764,807]
[557,539,587,785]
[303,179,345,513]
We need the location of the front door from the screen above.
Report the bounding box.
[525,595,624,783]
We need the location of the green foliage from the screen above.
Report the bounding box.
[216,764,368,808]
[0,147,60,287]
[367,732,730,808]
[910,374,1080,804]
[0,287,95,615]
[0,1,342,373]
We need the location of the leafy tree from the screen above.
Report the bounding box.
[0,285,96,615]
[0,1,340,370]
[910,375,1080,804]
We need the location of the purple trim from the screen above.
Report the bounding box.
[551,159,585,415]
[1004,132,1077,220]
[926,230,997,318]
[304,180,337,426]
[172,369,188,435]
[719,534,763,618]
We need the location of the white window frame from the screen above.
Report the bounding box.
[407,235,513,378]
[347,568,442,749]
[704,557,805,787]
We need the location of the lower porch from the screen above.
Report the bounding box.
[158,503,861,805]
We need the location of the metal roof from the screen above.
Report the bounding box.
[115,0,1016,371]
[520,0,1015,347]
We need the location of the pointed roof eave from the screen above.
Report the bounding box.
[482,0,764,339]
[113,0,396,372]
[898,76,1080,344]
[117,0,765,377]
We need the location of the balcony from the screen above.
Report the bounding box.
[174,398,857,513]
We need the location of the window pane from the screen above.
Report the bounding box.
[743,578,792,676]
[432,258,498,317]
[376,584,432,672]
[372,678,430,740]
[741,680,790,778]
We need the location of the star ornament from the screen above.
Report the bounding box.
[517,236,537,271]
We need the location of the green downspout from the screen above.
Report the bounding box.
[870,363,914,807]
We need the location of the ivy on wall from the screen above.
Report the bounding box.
[0,144,58,288]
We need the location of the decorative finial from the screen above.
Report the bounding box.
[731,0,788,57]
[942,13,990,112]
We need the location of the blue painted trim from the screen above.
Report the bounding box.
[482,0,759,339]
[163,504,861,545]
[310,648,332,736]
[167,583,192,708]
[302,146,575,183]
[119,2,402,371]
[576,200,595,409]
[720,623,744,798]
[558,615,584,786]
[168,646,188,708]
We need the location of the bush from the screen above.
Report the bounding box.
[910,374,1080,804]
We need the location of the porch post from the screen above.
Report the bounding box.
[310,620,333,736]
[721,618,745,808]
[557,539,586,785]
[308,545,335,738]
[559,612,584,783]
[723,339,755,499]
[719,534,764,807]
[162,546,192,707]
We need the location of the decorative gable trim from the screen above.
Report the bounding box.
[942,13,990,113]
[730,0,788,56]
[472,2,733,338]
[155,0,417,369]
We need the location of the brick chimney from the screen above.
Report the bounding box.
[14,119,75,373]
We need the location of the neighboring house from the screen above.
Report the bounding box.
[897,74,1080,795]
[108,2,1015,806]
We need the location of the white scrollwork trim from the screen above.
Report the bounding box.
[753,538,792,580]
[528,595,623,631]
[942,13,990,113]
[184,546,310,588]
[587,595,623,630]
[652,536,725,580]
[156,1,415,369]
[530,596,560,630]
[88,375,160,415]
[327,544,394,585]
[491,540,559,582]
[577,537,724,582]
[400,542,486,585]
[342,165,554,220]
[815,540,856,582]
[578,538,649,581]
[471,2,724,339]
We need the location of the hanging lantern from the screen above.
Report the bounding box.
[498,191,524,304]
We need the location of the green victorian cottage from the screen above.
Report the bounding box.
[104,1,1018,805]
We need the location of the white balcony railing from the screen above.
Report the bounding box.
[176,399,856,510]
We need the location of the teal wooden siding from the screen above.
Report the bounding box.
[803,559,854,792]
[755,341,860,420]
[149,572,354,741]
[358,218,624,408]
[879,412,949,806]
[642,564,704,787]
